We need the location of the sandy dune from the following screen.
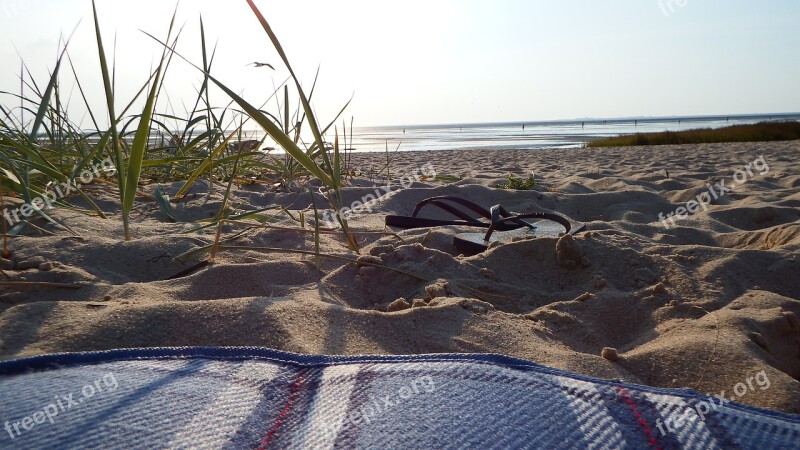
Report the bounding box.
[1,140,798,413]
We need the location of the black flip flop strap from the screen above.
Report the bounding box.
[411,196,493,220]
[483,211,572,241]
[424,200,485,225]
[388,196,532,231]
[489,204,536,230]
[387,213,526,230]
[414,197,528,231]
[387,216,492,229]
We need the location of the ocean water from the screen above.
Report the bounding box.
[199,113,799,154]
[344,113,800,153]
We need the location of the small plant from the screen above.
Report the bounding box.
[495,172,536,190]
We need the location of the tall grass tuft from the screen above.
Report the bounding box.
[0,37,110,234]
[2,0,362,258]
[148,0,360,252]
[92,0,178,240]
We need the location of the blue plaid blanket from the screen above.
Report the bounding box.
[1,347,798,449]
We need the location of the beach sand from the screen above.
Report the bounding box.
[1,141,798,413]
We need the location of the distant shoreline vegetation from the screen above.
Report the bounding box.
[587,121,800,147]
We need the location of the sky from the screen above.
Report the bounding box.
[0,0,799,128]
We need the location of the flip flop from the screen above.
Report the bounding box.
[453,211,586,256]
[386,196,526,231]
[385,196,585,255]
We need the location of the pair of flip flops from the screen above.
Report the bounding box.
[386,196,586,255]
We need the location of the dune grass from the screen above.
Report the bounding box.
[0,1,362,256]
[495,173,536,190]
[587,121,800,147]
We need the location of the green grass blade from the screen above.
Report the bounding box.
[204,78,332,185]
[123,71,162,237]
[27,54,63,140]
[283,86,289,133]
[91,0,124,193]
[174,126,240,198]
[120,8,178,239]
[144,29,334,187]
[244,0,328,156]
[333,128,341,186]
[154,185,176,222]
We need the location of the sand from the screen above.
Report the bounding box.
[1,140,798,413]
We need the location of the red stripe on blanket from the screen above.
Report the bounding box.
[616,386,662,450]
[257,369,308,449]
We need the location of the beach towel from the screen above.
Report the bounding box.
[1,347,798,449]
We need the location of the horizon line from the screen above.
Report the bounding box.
[362,111,800,129]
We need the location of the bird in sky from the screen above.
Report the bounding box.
[248,62,275,69]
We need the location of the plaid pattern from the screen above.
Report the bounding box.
[1,347,798,449]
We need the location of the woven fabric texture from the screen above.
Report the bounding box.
[1,347,798,449]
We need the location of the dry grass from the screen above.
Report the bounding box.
[588,121,800,147]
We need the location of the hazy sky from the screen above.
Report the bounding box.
[1,0,799,127]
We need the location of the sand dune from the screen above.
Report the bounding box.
[1,140,798,413]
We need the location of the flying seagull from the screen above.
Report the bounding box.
[249,62,274,69]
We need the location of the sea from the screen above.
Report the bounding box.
[168,112,799,154]
[343,113,800,153]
